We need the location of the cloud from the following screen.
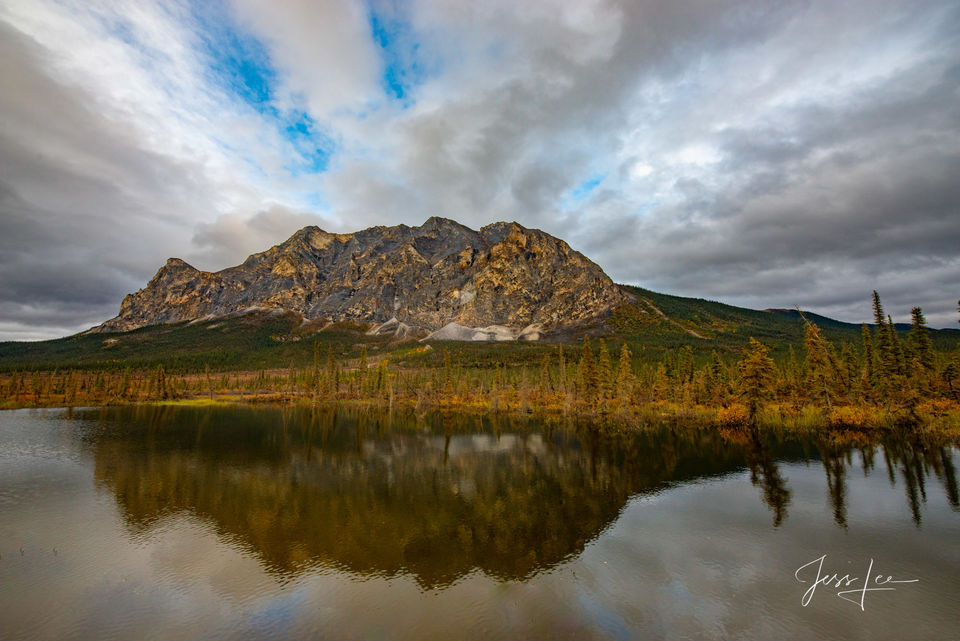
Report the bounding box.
[230,0,381,117]
[190,206,338,270]
[0,0,958,339]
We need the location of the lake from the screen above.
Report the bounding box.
[1,405,958,640]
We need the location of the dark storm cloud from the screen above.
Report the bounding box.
[0,19,212,336]
[587,46,960,325]
[0,0,958,339]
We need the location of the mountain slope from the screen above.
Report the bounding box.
[94,218,626,338]
[614,286,959,350]
[2,283,956,373]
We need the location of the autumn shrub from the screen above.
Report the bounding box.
[717,403,748,427]
[827,406,873,429]
[916,399,956,418]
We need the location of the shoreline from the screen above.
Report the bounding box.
[4,393,959,442]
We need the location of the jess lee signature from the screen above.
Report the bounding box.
[794,555,919,610]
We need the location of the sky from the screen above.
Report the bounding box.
[0,0,958,340]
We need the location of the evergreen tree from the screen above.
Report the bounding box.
[651,362,669,401]
[578,337,599,407]
[804,322,836,410]
[597,340,613,400]
[614,344,634,406]
[375,360,388,396]
[557,345,566,393]
[442,348,453,396]
[311,340,321,401]
[944,357,959,401]
[358,345,369,396]
[205,364,214,400]
[872,290,886,327]
[838,342,855,397]
[154,364,168,400]
[872,291,896,379]
[908,307,934,371]
[888,315,907,376]
[860,324,875,395]
[557,345,569,412]
[706,350,729,406]
[738,338,775,423]
[325,346,338,397]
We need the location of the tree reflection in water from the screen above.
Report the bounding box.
[81,405,960,587]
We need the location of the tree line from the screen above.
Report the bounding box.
[2,292,958,430]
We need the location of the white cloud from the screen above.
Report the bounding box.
[0,0,958,338]
[230,0,382,118]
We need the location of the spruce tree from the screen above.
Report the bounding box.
[539,352,553,396]
[908,307,934,371]
[738,338,775,423]
[557,345,567,405]
[615,344,634,406]
[838,342,855,396]
[860,324,875,395]
[871,291,896,379]
[888,315,906,376]
[598,340,613,400]
[359,345,369,396]
[326,346,338,398]
[804,322,836,410]
[872,290,886,327]
[578,336,599,407]
[311,340,321,401]
[205,364,213,400]
[652,362,669,401]
[707,349,729,406]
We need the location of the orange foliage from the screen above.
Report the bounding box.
[716,404,748,427]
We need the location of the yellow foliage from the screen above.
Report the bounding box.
[827,406,873,428]
[916,399,957,418]
[716,404,748,427]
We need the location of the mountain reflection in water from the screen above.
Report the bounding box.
[82,405,960,588]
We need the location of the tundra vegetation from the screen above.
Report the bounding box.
[1,291,958,435]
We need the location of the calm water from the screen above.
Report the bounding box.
[1,406,958,640]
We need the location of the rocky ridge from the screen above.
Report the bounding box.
[94,218,627,340]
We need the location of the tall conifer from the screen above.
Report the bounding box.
[908,307,934,371]
[578,336,599,407]
[739,338,775,423]
[804,322,836,410]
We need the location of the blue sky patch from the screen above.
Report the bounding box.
[368,4,428,104]
[188,0,334,175]
[571,173,608,199]
[283,111,333,174]
[191,0,276,110]
[559,173,609,211]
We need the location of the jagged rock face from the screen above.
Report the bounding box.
[95,218,626,334]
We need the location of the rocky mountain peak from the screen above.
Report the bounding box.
[94,218,627,339]
[163,257,197,271]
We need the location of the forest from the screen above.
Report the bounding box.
[1,292,958,433]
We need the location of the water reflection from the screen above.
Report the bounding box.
[81,406,959,587]
[881,433,960,525]
[743,429,791,526]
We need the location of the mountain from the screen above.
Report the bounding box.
[2,283,956,373]
[2,216,955,372]
[93,218,627,341]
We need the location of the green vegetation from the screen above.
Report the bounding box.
[0,311,388,372]
[1,290,958,433]
[1,286,956,375]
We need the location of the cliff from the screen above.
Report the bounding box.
[94,217,627,340]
